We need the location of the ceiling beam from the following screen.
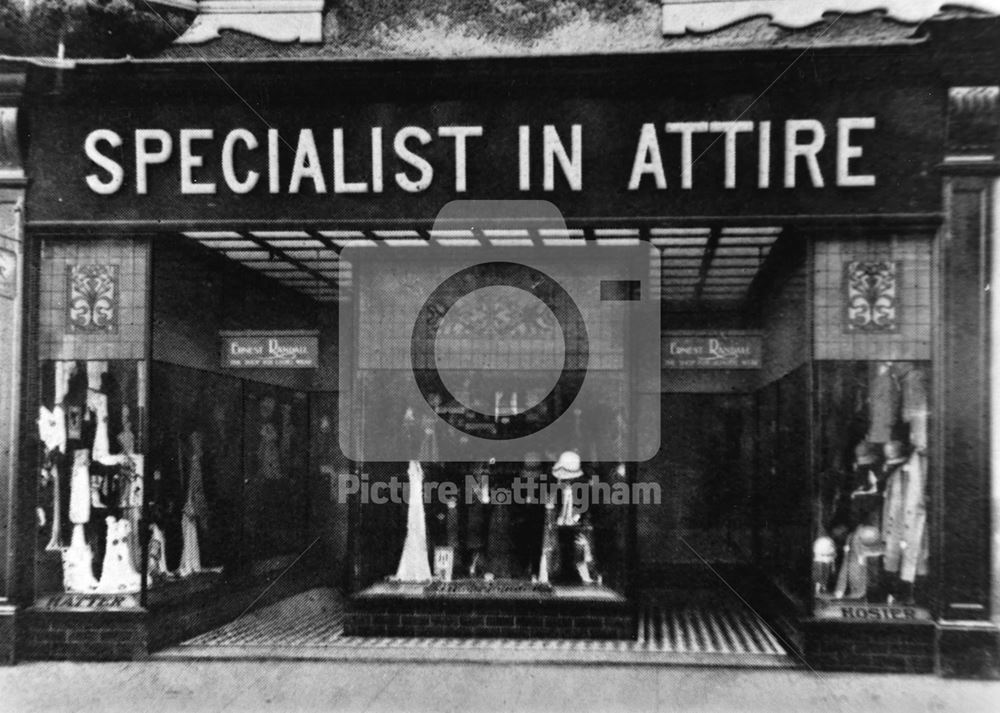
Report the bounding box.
[692,226,721,302]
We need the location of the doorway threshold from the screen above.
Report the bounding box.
[152,588,796,668]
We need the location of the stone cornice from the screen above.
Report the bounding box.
[661,1,1000,35]
[168,0,325,44]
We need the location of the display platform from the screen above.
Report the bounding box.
[344,579,633,639]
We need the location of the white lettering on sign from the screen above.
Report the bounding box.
[83,119,877,196]
[707,338,752,359]
[222,333,318,368]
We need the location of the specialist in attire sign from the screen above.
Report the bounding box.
[221,330,319,368]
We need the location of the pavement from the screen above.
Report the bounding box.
[1,660,998,713]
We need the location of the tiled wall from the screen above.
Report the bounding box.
[152,237,318,390]
[813,237,933,360]
[39,239,149,360]
[758,263,809,387]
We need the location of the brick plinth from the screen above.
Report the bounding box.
[802,619,936,673]
[345,582,634,639]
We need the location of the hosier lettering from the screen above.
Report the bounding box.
[83,118,877,196]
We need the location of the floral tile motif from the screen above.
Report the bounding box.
[844,260,900,333]
[67,264,118,333]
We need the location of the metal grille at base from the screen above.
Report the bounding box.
[170,587,790,664]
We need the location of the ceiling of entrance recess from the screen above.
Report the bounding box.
[181,226,780,310]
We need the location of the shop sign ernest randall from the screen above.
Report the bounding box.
[221,330,319,368]
[662,333,762,369]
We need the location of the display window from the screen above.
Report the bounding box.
[34,359,147,597]
[814,361,932,614]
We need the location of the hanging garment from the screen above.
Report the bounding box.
[280,404,294,475]
[867,363,900,444]
[147,523,170,576]
[69,450,91,525]
[486,492,514,578]
[38,405,67,454]
[43,456,64,551]
[177,511,203,577]
[538,494,560,585]
[121,455,144,571]
[118,406,136,456]
[882,452,929,583]
[96,516,141,593]
[574,525,598,584]
[418,416,439,462]
[258,423,282,481]
[556,483,580,526]
[62,523,98,592]
[900,366,929,452]
[394,461,432,581]
[178,437,210,577]
[40,406,68,551]
[185,435,210,524]
[87,389,115,466]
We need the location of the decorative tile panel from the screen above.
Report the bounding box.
[67,264,119,334]
[844,260,900,333]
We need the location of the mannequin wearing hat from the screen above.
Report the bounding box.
[831,441,886,600]
[540,451,600,585]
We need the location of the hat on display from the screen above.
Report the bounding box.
[813,536,836,564]
[552,451,583,480]
[855,525,881,549]
[854,441,878,465]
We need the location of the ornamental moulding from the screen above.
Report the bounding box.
[661,1,1000,35]
[152,0,324,44]
[0,72,25,183]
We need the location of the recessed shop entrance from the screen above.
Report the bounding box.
[135,223,804,661]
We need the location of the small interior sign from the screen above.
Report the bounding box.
[663,334,762,369]
[221,330,319,368]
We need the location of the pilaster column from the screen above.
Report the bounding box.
[937,85,1000,678]
[0,67,26,665]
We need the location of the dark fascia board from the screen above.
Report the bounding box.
[16,45,955,102]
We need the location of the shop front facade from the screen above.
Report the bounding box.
[0,5,998,677]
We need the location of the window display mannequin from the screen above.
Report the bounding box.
[882,441,928,603]
[831,441,885,600]
[120,454,144,572]
[511,453,545,578]
[147,521,170,578]
[86,361,115,466]
[96,515,141,593]
[833,524,882,599]
[178,431,210,577]
[812,536,836,595]
[828,441,882,542]
[546,451,600,585]
[394,460,432,581]
[64,449,98,592]
[38,404,67,551]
